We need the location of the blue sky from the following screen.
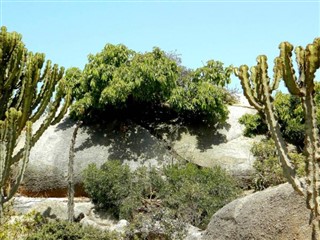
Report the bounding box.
[1,0,319,89]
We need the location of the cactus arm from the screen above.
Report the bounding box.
[30,64,64,123]
[30,59,51,110]
[235,65,263,111]
[271,57,282,91]
[51,90,72,126]
[3,46,24,90]
[4,121,32,203]
[299,39,320,215]
[305,40,320,91]
[303,90,320,213]
[0,109,21,190]
[279,42,304,96]
[0,28,72,216]
[258,55,304,195]
[11,90,65,165]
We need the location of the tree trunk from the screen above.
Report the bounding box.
[68,121,82,222]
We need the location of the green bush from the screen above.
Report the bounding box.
[0,207,46,240]
[26,220,119,240]
[82,160,132,218]
[82,161,241,230]
[238,113,267,137]
[163,163,240,229]
[251,138,305,190]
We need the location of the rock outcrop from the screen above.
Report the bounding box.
[20,101,258,196]
[12,196,203,239]
[172,105,258,182]
[20,120,173,196]
[203,183,312,240]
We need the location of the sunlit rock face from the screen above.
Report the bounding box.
[203,183,311,240]
[172,104,258,182]
[20,118,172,196]
[20,98,259,197]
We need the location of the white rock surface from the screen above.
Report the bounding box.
[173,105,259,179]
[20,101,259,195]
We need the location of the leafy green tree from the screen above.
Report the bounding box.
[0,27,72,219]
[168,60,233,123]
[70,44,233,125]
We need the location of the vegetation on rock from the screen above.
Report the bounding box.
[83,161,240,230]
[70,44,233,124]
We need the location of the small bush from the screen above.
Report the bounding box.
[238,113,268,137]
[0,208,46,240]
[26,220,119,240]
[252,138,305,190]
[82,160,132,218]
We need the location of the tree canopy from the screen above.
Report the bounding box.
[70,44,233,124]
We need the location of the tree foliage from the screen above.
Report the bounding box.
[70,44,233,124]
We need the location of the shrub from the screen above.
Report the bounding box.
[251,138,305,190]
[83,161,241,230]
[0,206,46,240]
[119,166,167,220]
[26,220,119,240]
[238,113,267,137]
[82,160,132,218]
[163,163,240,229]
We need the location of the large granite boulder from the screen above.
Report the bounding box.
[20,99,258,196]
[203,183,312,240]
[20,120,173,196]
[172,105,258,181]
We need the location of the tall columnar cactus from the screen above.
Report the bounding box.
[0,26,72,218]
[235,38,320,239]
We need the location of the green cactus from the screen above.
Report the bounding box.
[0,26,72,219]
[235,38,320,239]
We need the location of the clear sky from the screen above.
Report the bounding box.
[1,0,320,89]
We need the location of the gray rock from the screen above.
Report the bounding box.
[185,224,204,240]
[172,105,259,180]
[21,119,172,195]
[80,214,128,233]
[13,196,93,221]
[20,102,259,195]
[203,183,312,240]
[13,196,128,234]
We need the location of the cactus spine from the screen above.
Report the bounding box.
[235,38,320,239]
[0,26,72,219]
